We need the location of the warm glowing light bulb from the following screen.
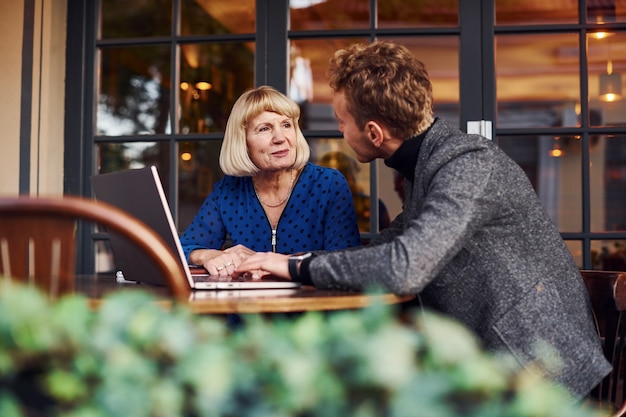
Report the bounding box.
[549,148,563,158]
[599,70,622,102]
[180,82,190,91]
[590,31,613,40]
[195,81,212,91]
[181,152,192,161]
[601,93,620,102]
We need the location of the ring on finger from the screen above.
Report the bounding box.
[216,265,225,271]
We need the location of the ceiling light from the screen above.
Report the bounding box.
[195,81,212,91]
[599,72,622,102]
[589,31,614,40]
[549,147,563,158]
[599,56,622,102]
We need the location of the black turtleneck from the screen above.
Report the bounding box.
[384,120,435,181]
[299,121,435,285]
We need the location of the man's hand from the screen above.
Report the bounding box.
[232,252,291,280]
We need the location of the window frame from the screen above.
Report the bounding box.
[64,0,626,273]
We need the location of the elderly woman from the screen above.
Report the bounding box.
[180,86,361,276]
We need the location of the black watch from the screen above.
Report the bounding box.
[288,252,312,282]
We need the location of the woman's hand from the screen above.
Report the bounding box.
[189,244,257,276]
[233,252,291,280]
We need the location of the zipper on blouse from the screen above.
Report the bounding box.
[271,229,277,253]
[255,169,302,254]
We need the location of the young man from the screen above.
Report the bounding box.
[234,40,611,400]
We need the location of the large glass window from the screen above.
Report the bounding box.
[100,0,172,38]
[288,2,460,236]
[70,0,626,272]
[495,33,581,129]
[494,0,626,268]
[588,31,626,126]
[178,42,255,134]
[181,0,255,35]
[95,0,255,235]
[97,45,172,135]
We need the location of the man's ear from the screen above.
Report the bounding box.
[365,121,385,147]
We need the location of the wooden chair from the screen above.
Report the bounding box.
[0,195,190,301]
[581,269,626,417]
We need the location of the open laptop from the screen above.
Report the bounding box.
[90,165,300,291]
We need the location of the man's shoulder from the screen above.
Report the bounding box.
[421,119,498,163]
[427,118,491,145]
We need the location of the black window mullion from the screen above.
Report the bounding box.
[480,0,496,127]
[255,0,267,87]
[169,0,180,225]
[64,0,87,197]
[578,25,593,268]
[459,0,495,130]
[258,0,289,92]
[64,0,97,274]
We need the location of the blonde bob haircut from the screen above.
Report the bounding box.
[219,85,311,177]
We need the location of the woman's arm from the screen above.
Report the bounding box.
[189,244,257,276]
[179,181,228,260]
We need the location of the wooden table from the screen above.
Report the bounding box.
[76,274,415,314]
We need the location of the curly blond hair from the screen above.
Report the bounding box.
[327,40,434,139]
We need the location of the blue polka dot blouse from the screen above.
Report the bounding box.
[180,162,362,260]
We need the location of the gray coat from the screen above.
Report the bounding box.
[309,118,611,399]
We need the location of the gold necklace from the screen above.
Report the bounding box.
[253,170,294,208]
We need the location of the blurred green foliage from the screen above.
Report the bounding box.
[0,281,604,417]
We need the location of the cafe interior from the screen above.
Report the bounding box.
[2,0,626,272]
[2,0,626,414]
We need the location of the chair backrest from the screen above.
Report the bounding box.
[580,269,626,416]
[0,196,190,300]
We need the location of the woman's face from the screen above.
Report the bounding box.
[246,111,297,172]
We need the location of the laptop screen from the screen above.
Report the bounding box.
[91,166,192,287]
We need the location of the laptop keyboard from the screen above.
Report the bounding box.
[193,275,250,283]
